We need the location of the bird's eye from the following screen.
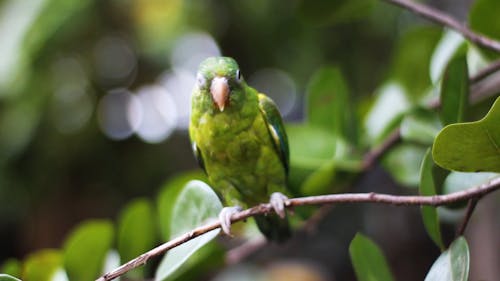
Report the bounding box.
[236,70,243,82]
[197,73,207,88]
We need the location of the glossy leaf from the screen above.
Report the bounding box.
[382,143,427,187]
[300,159,336,196]
[157,171,207,240]
[306,66,355,141]
[443,172,499,194]
[23,249,62,281]
[430,30,466,84]
[469,0,500,59]
[424,237,470,281]
[419,149,444,250]
[364,82,411,144]
[63,220,114,281]
[390,26,441,99]
[349,233,395,281]
[400,109,442,145]
[440,53,469,126]
[0,274,21,281]
[433,97,500,172]
[155,180,222,281]
[287,124,336,168]
[117,198,156,277]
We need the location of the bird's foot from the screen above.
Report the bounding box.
[270,192,289,219]
[218,206,243,236]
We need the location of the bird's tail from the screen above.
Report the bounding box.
[254,214,291,243]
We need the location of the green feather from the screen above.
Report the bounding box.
[189,57,291,241]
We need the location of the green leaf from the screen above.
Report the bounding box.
[298,0,375,26]
[443,172,499,194]
[0,259,21,278]
[433,96,500,172]
[469,0,500,59]
[382,143,427,187]
[364,82,411,144]
[23,249,62,281]
[440,53,469,126]
[419,149,444,250]
[390,26,441,99]
[287,123,336,168]
[425,237,470,281]
[157,171,207,240]
[349,233,395,281]
[63,220,114,281]
[400,109,442,145]
[430,30,466,84]
[117,198,156,277]
[300,160,336,196]
[0,274,21,281]
[306,66,357,142]
[155,180,222,281]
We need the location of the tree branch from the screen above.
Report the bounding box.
[384,0,500,53]
[97,177,500,281]
[456,198,479,237]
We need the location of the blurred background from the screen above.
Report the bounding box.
[1,0,498,280]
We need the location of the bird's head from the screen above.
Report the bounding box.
[196,57,246,112]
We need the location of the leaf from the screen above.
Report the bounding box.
[117,198,156,277]
[443,171,499,194]
[300,160,336,196]
[0,259,21,278]
[0,274,21,281]
[364,82,411,144]
[23,249,62,281]
[155,180,222,281]
[349,233,395,281]
[63,220,114,281]
[469,0,500,59]
[400,109,442,145]
[440,52,469,126]
[419,149,445,250]
[382,143,427,187]
[430,30,466,84]
[306,66,357,142]
[389,26,441,99]
[424,237,470,281]
[298,0,375,26]
[433,96,500,172]
[287,123,337,168]
[157,171,207,240]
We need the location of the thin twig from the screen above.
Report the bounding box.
[470,59,500,83]
[456,198,479,236]
[362,128,402,170]
[97,177,500,281]
[384,0,500,53]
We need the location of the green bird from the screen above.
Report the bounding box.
[189,57,291,242]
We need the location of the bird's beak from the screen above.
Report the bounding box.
[210,77,229,112]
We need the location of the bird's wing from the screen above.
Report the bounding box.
[258,93,289,174]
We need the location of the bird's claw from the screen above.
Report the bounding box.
[270,192,288,219]
[218,206,243,236]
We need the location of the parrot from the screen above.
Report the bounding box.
[189,56,291,242]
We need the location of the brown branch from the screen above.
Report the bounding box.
[470,59,500,83]
[384,0,500,53]
[456,198,479,237]
[97,177,500,281]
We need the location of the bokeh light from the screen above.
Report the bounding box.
[93,35,137,88]
[134,85,177,143]
[248,68,298,118]
[170,31,221,74]
[97,89,141,140]
[50,56,93,134]
[158,69,195,129]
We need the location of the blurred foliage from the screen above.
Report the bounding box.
[0,0,499,280]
